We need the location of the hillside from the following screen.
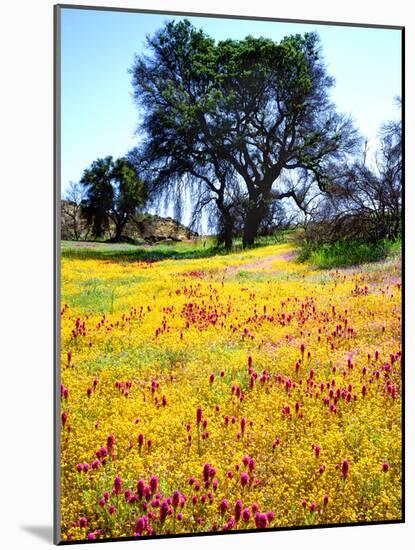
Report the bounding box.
[61,200,198,243]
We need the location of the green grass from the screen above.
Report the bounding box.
[64,273,148,314]
[298,238,401,269]
[248,228,298,247]
[61,237,219,261]
[61,230,297,262]
[62,231,400,269]
[388,238,403,258]
[68,285,118,314]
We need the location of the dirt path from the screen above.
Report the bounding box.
[224,250,296,276]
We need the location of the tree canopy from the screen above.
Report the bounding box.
[80,156,148,240]
[129,20,360,247]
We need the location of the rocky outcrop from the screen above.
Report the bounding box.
[60,201,197,242]
[127,214,197,242]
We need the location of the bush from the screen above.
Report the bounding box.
[298,239,396,269]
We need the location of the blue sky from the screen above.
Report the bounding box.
[60,7,402,195]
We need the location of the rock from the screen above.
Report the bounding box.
[129,214,198,242]
[60,200,198,243]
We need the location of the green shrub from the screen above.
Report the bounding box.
[298,238,399,269]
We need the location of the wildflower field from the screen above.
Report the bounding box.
[59,241,402,541]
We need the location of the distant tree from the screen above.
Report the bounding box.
[311,104,402,243]
[377,104,402,238]
[80,157,113,238]
[63,181,85,240]
[80,156,148,240]
[110,157,149,240]
[130,20,360,247]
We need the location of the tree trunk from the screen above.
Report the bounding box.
[217,208,234,250]
[242,203,267,248]
[215,189,234,250]
[217,213,234,250]
[224,230,233,250]
[114,220,125,241]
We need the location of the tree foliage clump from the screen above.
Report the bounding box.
[80,156,148,240]
[302,106,402,247]
[129,20,360,248]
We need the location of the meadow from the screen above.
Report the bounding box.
[60,239,402,541]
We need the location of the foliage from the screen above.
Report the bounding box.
[303,104,402,245]
[80,156,148,240]
[297,239,398,268]
[129,21,359,248]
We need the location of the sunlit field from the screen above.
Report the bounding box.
[60,241,402,541]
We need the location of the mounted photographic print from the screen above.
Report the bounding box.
[54,4,404,544]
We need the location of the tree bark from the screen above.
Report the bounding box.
[216,207,234,250]
[242,177,281,248]
[222,214,234,250]
[114,218,127,241]
[242,203,267,248]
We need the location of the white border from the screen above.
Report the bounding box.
[0,1,412,548]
